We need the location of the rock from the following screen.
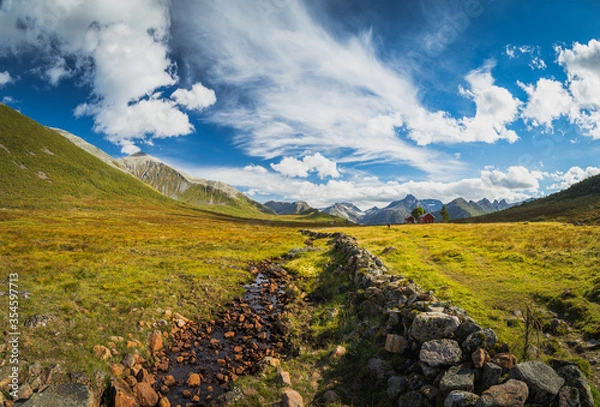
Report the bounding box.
[385,334,408,353]
[148,330,163,353]
[24,315,56,328]
[559,365,593,407]
[27,362,42,378]
[132,382,159,407]
[330,345,346,359]
[108,378,140,407]
[93,345,112,361]
[388,376,408,400]
[18,383,33,400]
[186,373,201,387]
[367,358,391,380]
[461,329,497,354]
[491,353,517,372]
[110,364,125,377]
[445,390,480,406]
[275,371,292,386]
[322,390,340,404]
[509,360,564,405]
[12,383,96,407]
[558,386,580,407]
[410,312,461,343]
[282,388,304,407]
[454,322,483,344]
[157,397,171,407]
[420,384,439,401]
[263,357,281,367]
[419,339,462,368]
[381,246,397,255]
[480,363,502,389]
[476,379,528,407]
[121,354,137,369]
[471,348,490,369]
[398,390,433,407]
[439,365,475,395]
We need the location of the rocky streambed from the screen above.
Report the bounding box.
[150,260,294,406]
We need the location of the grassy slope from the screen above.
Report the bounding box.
[465,174,600,224]
[336,223,600,353]
[0,104,174,210]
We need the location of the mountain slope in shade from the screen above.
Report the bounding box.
[321,202,366,224]
[0,103,171,208]
[464,174,600,225]
[432,198,513,221]
[361,194,444,224]
[264,201,314,215]
[118,153,274,215]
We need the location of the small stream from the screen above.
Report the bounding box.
[152,261,292,406]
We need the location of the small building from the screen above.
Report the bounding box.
[404,215,415,224]
[418,213,435,224]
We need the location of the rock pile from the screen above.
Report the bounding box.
[300,230,594,407]
[149,260,294,407]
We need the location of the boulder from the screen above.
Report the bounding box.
[419,339,463,368]
[461,329,497,354]
[108,378,140,407]
[148,330,163,353]
[385,334,408,353]
[480,363,502,389]
[439,365,475,395]
[186,373,201,387]
[509,361,564,405]
[132,382,159,407]
[322,390,340,404]
[471,348,490,369]
[454,322,483,344]
[559,365,594,407]
[558,386,580,407]
[282,388,304,407]
[491,353,517,372]
[12,383,96,407]
[476,379,528,407]
[275,371,292,386]
[444,390,480,407]
[410,312,461,343]
[387,376,408,400]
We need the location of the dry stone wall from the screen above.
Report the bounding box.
[301,230,594,407]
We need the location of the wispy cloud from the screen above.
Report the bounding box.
[0,71,13,87]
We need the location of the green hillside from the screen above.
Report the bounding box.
[464,174,600,224]
[0,104,172,209]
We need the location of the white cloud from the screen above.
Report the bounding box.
[270,153,340,179]
[172,161,547,209]
[505,45,516,59]
[0,0,215,152]
[0,71,13,87]
[171,83,217,111]
[518,78,573,129]
[549,166,600,190]
[505,44,546,70]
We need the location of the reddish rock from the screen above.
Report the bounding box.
[162,375,176,387]
[472,348,491,369]
[149,330,163,353]
[224,331,235,339]
[157,397,171,407]
[110,363,125,377]
[124,375,138,387]
[385,334,408,353]
[492,353,518,372]
[93,345,112,361]
[133,382,159,407]
[275,371,292,386]
[186,373,202,387]
[109,378,141,407]
[282,388,304,407]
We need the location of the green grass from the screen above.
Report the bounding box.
[327,223,600,356]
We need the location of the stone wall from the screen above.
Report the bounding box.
[301,230,594,407]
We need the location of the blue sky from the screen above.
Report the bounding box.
[1,0,600,209]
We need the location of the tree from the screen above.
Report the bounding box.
[440,204,450,223]
[411,206,425,219]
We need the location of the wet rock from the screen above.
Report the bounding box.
[13,383,95,407]
[445,390,479,406]
[282,388,304,407]
[132,382,159,407]
[385,334,408,353]
[410,312,460,343]
[186,373,201,387]
[419,339,462,368]
[161,375,175,387]
[476,379,528,407]
[398,390,432,407]
[559,365,593,407]
[439,365,475,395]
[157,397,171,407]
[509,360,564,405]
[461,329,497,354]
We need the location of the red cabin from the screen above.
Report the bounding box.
[418,213,435,224]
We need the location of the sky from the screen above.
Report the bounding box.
[1,0,600,210]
